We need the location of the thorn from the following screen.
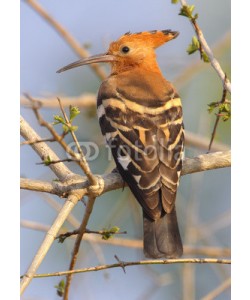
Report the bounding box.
[114,255,126,274]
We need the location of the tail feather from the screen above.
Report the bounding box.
[143,206,183,258]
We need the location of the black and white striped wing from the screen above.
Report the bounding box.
[97,80,184,220]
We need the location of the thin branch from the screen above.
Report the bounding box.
[57,97,98,185]
[36,158,79,165]
[179,0,231,93]
[208,76,228,152]
[21,220,231,257]
[64,195,97,300]
[20,93,96,109]
[20,116,73,181]
[21,258,231,279]
[26,94,99,186]
[20,193,81,295]
[21,137,56,145]
[20,116,103,295]
[56,228,127,241]
[25,0,106,80]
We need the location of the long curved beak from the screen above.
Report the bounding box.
[56,53,116,73]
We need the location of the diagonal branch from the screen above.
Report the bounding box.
[20,115,104,295]
[64,195,97,300]
[179,0,231,93]
[20,193,81,295]
[20,116,73,181]
[25,0,107,80]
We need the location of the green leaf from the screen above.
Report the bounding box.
[193,13,199,20]
[70,125,78,132]
[171,0,179,3]
[207,101,219,113]
[102,226,120,240]
[62,124,70,133]
[179,4,195,19]
[69,106,80,122]
[44,156,52,166]
[53,115,65,125]
[58,235,67,243]
[202,51,210,63]
[186,36,200,55]
[208,100,231,121]
[62,124,78,133]
[222,112,231,122]
[55,279,65,297]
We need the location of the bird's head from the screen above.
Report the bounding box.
[57,30,179,75]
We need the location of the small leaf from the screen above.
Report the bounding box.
[193,13,199,20]
[171,0,179,3]
[53,115,65,125]
[70,125,78,132]
[187,36,200,55]
[58,235,67,243]
[62,124,70,133]
[69,106,80,122]
[207,101,219,113]
[222,113,231,122]
[102,226,120,240]
[179,4,195,19]
[44,156,52,166]
[202,51,210,63]
[55,279,65,297]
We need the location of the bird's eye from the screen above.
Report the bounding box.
[121,46,130,54]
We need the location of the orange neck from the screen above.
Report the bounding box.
[110,53,162,76]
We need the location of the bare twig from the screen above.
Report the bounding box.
[21,137,56,145]
[179,0,231,93]
[25,0,106,80]
[20,93,96,108]
[21,258,231,279]
[114,255,126,273]
[36,158,79,165]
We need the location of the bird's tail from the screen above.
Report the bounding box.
[143,207,183,258]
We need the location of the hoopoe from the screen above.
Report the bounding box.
[57,30,184,258]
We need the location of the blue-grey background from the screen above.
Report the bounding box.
[20,1,231,299]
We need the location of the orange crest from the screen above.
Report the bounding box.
[109,30,179,52]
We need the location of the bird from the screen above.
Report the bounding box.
[57,30,184,259]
